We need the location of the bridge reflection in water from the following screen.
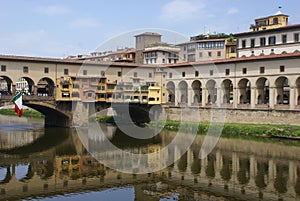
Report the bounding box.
[0,124,299,201]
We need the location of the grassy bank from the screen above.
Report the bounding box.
[95,115,300,138]
[0,108,44,118]
[158,120,300,138]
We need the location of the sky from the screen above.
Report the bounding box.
[1,0,299,58]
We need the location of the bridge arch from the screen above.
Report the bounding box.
[256,77,269,104]
[221,79,233,104]
[25,102,71,127]
[16,76,35,95]
[37,77,55,97]
[191,80,202,104]
[0,75,13,94]
[296,77,300,105]
[15,164,33,181]
[166,81,175,103]
[178,81,188,104]
[206,79,217,104]
[238,78,251,104]
[274,76,290,105]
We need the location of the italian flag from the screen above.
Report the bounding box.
[12,92,23,117]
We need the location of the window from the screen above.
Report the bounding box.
[83,70,87,75]
[117,71,122,77]
[280,65,285,72]
[23,66,28,73]
[195,71,199,77]
[169,72,172,78]
[149,73,152,78]
[273,17,278,24]
[205,42,213,49]
[1,65,6,72]
[260,37,266,46]
[282,35,287,44]
[182,72,185,77]
[44,67,49,73]
[197,42,205,49]
[250,39,255,48]
[242,68,247,74]
[210,70,213,76]
[134,72,137,77]
[217,51,221,57]
[225,69,230,75]
[268,36,276,45]
[241,40,246,48]
[231,47,235,53]
[260,66,265,74]
[162,58,165,63]
[294,33,299,42]
[101,71,105,76]
[199,52,203,57]
[208,52,212,57]
[64,68,69,75]
[187,54,195,62]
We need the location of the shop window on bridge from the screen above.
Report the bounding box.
[72,92,79,98]
[62,85,69,89]
[64,69,69,75]
[44,67,49,74]
[62,92,70,98]
[23,66,28,73]
[1,65,6,72]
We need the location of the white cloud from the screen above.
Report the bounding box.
[160,0,205,21]
[227,7,238,15]
[34,5,71,16]
[70,18,100,29]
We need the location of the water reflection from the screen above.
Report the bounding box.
[0,121,299,200]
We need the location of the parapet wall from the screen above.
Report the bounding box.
[164,106,300,126]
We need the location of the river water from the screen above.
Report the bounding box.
[0,115,299,201]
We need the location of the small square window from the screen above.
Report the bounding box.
[83,70,87,75]
[117,71,122,77]
[64,69,69,75]
[210,70,213,76]
[23,66,28,73]
[1,65,6,72]
[134,72,137,77]
[282,35,287,44]
[169,72,172,78]
[149,73,152,78]
[260,66,265,74]
[280,65,285,72]
[217,51,221,57]
[242,68,247,74]
[195,71,199,77]
[44,67,49,74]
[208,52,212,57]
[225,69,230,75]
[182,72,185,77]
[199,52,203,57]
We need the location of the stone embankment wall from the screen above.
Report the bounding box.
[164,106,300,126]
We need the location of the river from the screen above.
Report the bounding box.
[0,115,299,201]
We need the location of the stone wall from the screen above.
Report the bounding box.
[164,106,300,126]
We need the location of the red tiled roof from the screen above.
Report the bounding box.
[166,51,300,67]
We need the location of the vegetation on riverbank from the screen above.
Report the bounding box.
[95,115,300,139]
[0,108,44,118]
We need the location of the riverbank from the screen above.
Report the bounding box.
[95,115,300,139]
[0,108,44,118]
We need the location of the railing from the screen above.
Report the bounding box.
[0,95,55,102]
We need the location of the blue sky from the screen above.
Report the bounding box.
[1,0,299,58]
